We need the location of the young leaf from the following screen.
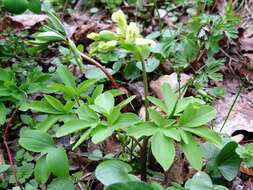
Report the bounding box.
[179,104,216,127]
[49,84,76,98]
[77,104,99,122]
[162,83,177,116]
[47,177,75,190]
[127,122,158,136]
[19,129,55,153]
[92,126,114,144]
[183,127,222,148]
[147,96,167,113]
[72,128,93,150]
[94,92,115,114]
[112,113,140,130]
[36,115,62,132]
[77,79,99,96]
[46,147,69,178]
[44,95,65,112]
[148,108,165,126]
[34,155,51,184]
[151,132,175,171]
[181,133,202,171]
[56,66,76,88]
[29,101,63,114]
[56,120,94,137]
[28,0,41,14]
[95,160,139,186]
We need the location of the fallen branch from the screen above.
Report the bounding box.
[3,106,24,190]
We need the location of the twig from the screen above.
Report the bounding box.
[3,106,24,190]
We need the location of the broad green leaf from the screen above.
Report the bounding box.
[181,133,202,171]
[91,84,104,103]
[112,113,140,130]
[77,104,99,122]
[178,128,189,144]
[108,106,121,125]
[34,155,51,184]
[208,141,240,181]
[48,84,76,98]
[148,108,165,126]
[183,127,222,148]
[46,147,69,177]
[28,0,41,13]
[19,129,55,153]
[179,104,216,127]
[63,101,75,112]
[162,128,181,141]
[47,177,74,190]
[94,92,114,114]
[151,132,175,170]
[2,0,28,14]
[175,97,204,114]
[36,115,62,132]
[56,120,94,137]
[57,66,76,88]
[185,172,213,190]
[136,57,160,73]
[162,83,177,116]
[44,95,65,112]
[127,122,158,136]
[77,79,99,95]
[147,96,167,113]
[29,101,63,114]
[95,160,139,186]
[92,126,114,144]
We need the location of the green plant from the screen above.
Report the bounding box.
[1,0,41,14]
[201,141,241,181]
[236,143,253,167]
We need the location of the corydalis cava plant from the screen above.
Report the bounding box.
[87,10,156,60]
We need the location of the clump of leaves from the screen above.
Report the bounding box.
[236,143,253,167]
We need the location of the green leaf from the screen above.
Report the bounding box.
[44,95,65,112]
[56,119,94,137]
[28,0,41,13]
[77,104,99,122]
[95,160,139,186]
[151,132,175,170]
[94,92,115,114]
[19,129,55,153]
[185,172,213,190]
[92,125,114,144]
[0,102,7,125]
[127,122,158,136]
[47,11,66,36]
[36,115,62,132]
[112,113,140,130]
[208,141,241,181]
[77,79,99,96]
[46,147,69,178]
[183,127,222,148]
[175,97,204,114]
[179,104,216,127]
[136,57,160,73]
[115,95,136,110]
[148,108,165,126]
[3,0,28,14]
[57,66,76,88]
[49,84,76,98]
[29,101,63,114]
[47,177,75,190]
[105,181,158,190]
[72,128,93,150]
[162,83,177,116]
[147,96,167,113]
[36,31,65,42]
[162,128,181,141]
[34,155,51,184]
[181,133,202,171]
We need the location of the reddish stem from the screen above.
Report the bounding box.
[80,52,126,104]
[3,106,24,190]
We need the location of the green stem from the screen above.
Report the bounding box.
[139,53,150,181]
[219,84,243,133]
